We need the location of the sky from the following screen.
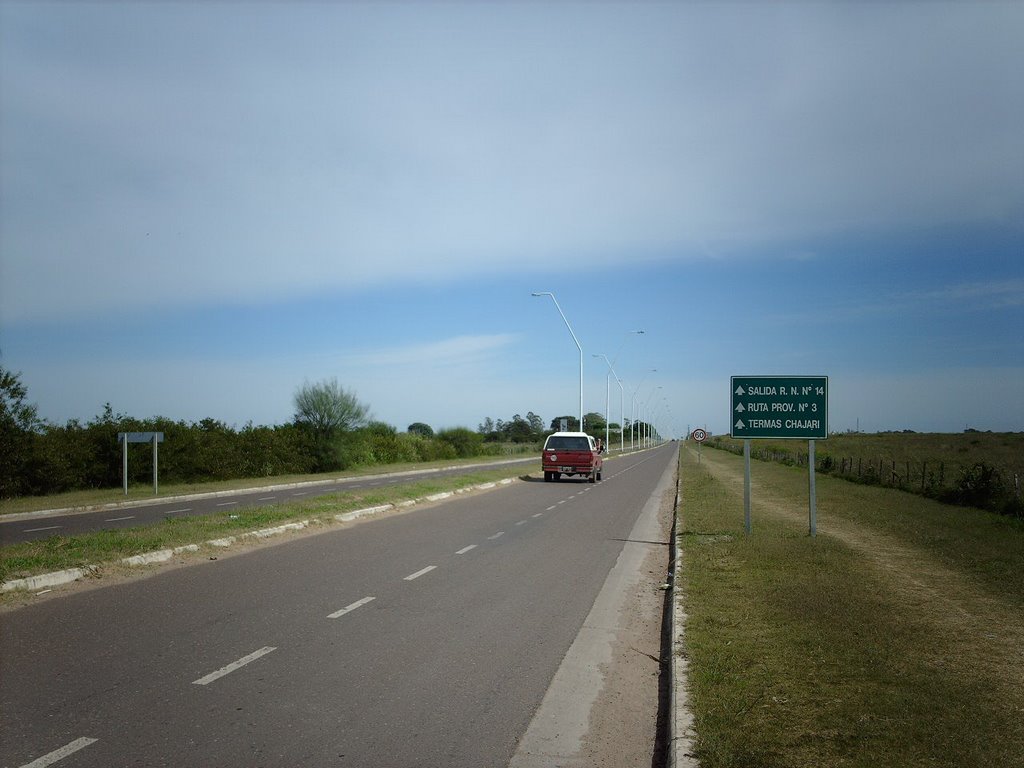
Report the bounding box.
[1,1,1022,437]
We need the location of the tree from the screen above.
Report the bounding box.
[526,412,544,435]
[506,414,534,443]
[293,379,370,438]
[0,367,41,498]
[408,422,434,438]
[294,379,370,472]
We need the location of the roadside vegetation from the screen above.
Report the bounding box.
[705,431,1023,518]
[678,445,1024,767]
[1,367,648,503]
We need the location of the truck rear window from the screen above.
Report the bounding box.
[545,437,590,451]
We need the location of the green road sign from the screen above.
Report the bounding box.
[731,376,828,439]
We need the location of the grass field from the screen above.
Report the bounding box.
[677,444,1024,767]
[705,431,1023,514]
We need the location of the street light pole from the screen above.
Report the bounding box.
[532,292,583,431]
[608,330,643,454]
[629,369,657,451]
[643,387,662,448]
[593,353,619,453]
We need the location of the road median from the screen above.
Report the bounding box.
[2,470,521,599]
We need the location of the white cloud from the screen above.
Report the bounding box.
[2,2,1022,324]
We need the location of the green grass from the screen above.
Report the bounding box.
[679,445,1024,767]
[0,466,527,586]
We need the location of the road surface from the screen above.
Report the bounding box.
[1,445,677,768]
[0,458,535,546]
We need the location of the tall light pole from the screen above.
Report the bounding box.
[532,292,583,431]
[593,354,615,452]
[629,369,657,450]
[608,330,643,453]
[638,387,663,448]
[643,387,662,448]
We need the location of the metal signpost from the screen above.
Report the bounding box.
[691,428,707,464]
[730,377,828,536]
[118,432,165,495]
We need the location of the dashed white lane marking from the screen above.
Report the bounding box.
[165,508,191,514]
[192,646,277,686]
[487,532,505,540]
[404,566,437,581]
[546,505,557,511]
[515,520,528,526]
[19,737,98,768]
[292,492,308,497]
[557,500,567,505]
[532,513,544,518]
[257,496,276,501]
[105,516,135,522]
[455,545,477,555]
[216,501,238,507]
[328,596,375,619]
[23,526,61,533]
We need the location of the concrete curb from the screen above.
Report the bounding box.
[671,468,699,767]
[2,477,521,593]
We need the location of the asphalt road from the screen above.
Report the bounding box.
[0,445,677,768]
[0,458,537,546]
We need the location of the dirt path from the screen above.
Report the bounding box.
[693,446,1024,717]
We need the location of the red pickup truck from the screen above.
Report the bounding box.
[541,431,603,483]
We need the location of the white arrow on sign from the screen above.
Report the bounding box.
[735,402,745,412]
[735,419,746,430]
[735,385,745,395]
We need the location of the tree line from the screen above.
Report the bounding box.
[1,370,630,500]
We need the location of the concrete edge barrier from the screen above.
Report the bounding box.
[2,477,523,593]
[671,468,699,767]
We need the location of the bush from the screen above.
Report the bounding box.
[436,427,484,458]
[941,463,1006,511]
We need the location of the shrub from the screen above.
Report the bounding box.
[436,427,484,458]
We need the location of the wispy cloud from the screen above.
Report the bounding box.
[896,280,1024,309]
[770,279,1024,326]
[338,334,521,369]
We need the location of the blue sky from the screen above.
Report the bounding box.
[1,1,1022,436]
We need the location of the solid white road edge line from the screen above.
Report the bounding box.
[328,596,375,619]
[19,737,98,768]
[192,646,277,686]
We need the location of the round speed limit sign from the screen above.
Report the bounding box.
[692,429,707,443]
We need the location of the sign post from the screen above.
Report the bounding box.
[730,377,828,536]
[691,428,707,464]
[118,432,165,496]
